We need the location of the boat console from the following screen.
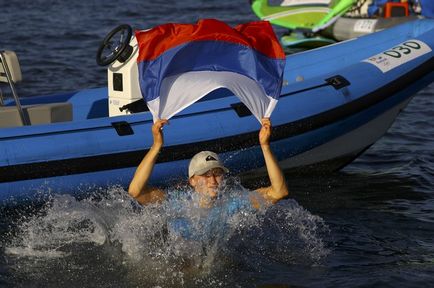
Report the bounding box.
[106,36,142,117]
[96,24,143,117]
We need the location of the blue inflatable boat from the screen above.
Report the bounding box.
[1,19,433,202]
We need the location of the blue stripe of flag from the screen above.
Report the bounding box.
[138,40,286,102]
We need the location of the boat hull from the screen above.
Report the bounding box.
[1,20,433,203]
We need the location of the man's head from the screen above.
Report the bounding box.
[188,151,229,198]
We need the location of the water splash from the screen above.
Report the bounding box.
[4,180,329,286]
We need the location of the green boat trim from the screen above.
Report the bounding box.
[251,0,357,31]
[280,32,336,48]
[262,7,331,21]
[314,0,358,32]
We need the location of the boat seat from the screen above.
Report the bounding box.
[0,102,73,128]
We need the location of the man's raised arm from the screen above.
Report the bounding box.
[128,119,168,205]
[255,118,289,204]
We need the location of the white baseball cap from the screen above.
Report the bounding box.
[188,151,229,178]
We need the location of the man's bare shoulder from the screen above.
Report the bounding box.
[135,187,166,205]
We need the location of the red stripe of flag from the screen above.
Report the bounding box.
[135,19,285,62]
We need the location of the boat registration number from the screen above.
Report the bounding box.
[354,19,377,33]
[363,40,432,73]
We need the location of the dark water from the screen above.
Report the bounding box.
[1,1,434,287]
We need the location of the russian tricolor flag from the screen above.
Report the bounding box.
[135,19,286,122]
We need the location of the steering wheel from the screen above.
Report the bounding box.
[96,24,133,66]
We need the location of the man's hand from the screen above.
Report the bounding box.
[152,119,168,147]
[259,117,271,147]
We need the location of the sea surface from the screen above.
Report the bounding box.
[1,1,434,287]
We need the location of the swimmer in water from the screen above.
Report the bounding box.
[128,118,288,208]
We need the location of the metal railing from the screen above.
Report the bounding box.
[0,87,4,106]
[0,50,30,125]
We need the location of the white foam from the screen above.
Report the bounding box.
[5,181,329,285]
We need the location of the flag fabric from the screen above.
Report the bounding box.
[135,19,286,122]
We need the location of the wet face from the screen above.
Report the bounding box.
[189,168,225,200]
